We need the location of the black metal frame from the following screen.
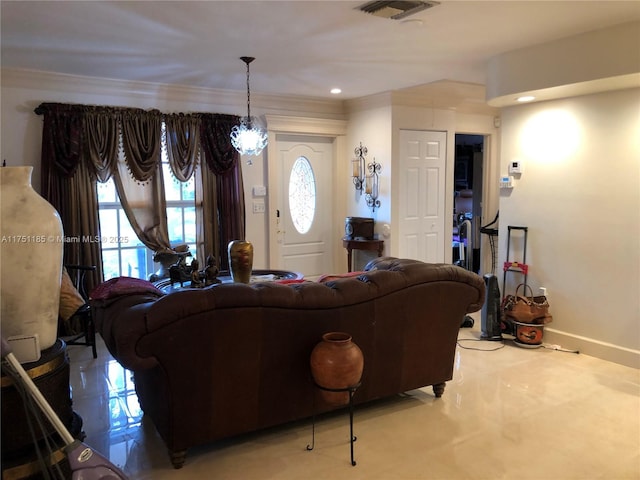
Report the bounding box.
[64,265,97,359]
[306,381,362,466]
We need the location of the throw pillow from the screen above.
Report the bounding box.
[318,271,366,283]
[274,278,308,285]
[59,267,85,322]
[90,276,164,301]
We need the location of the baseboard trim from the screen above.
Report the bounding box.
[544,328,640,369]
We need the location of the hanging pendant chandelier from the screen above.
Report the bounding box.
[230,56,268,161]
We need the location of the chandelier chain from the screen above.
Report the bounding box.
[231,56,267,159]
[246,60,251,120]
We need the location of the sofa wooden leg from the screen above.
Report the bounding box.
[169,449,187,469]
[432,383,446,398]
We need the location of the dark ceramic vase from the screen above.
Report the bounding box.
[228,240,254,284]
[310,332,364,406]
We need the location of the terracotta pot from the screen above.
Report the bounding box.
[228,240,254,284]
[310,332,364,406]
[513,321,544,345]
[0,167,63,352]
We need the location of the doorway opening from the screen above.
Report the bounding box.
[453,134,484,274]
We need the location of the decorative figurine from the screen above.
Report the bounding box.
[190,259,203,287]
[152,245,192,283]
[168,251,192,287]
[203,255,220,285]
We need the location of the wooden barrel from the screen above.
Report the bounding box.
[1,339,79,461]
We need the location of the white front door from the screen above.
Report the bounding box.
[272,135,334,279]
[398,129,447,263]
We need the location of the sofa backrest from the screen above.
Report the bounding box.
[144,258,484,333]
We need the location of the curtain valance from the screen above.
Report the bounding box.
[34,102,240,183]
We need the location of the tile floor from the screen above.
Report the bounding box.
[67,318,640,480]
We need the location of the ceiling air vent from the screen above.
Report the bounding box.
[357,1,440,20]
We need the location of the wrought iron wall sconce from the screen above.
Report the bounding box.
[365,159,381,212]
[352,143,367,193]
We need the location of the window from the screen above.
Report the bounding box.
[162,162,197,255]
[288,156,316,234]
[98,145,196,281]
[97,180,148,280]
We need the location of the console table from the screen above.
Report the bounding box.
[342,238,384,272]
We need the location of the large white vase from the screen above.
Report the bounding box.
[0,166,64,351]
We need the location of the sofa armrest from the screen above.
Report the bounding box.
[91,294,160,371]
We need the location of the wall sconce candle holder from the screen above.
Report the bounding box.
[365,159,381,212]
[352,143,367,194]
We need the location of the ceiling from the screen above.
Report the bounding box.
[2,1,640,102]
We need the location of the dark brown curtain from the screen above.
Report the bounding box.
[37,103,102,292]
[195,163,217,268]
[84,108,119,183]
[36,103,245,280]
[120,109,162,182]
[199,113,244,271]
[165,113,200,182]
[116,109,170,253]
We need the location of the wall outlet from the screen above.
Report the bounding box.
[252,201,265,214]
[539,287,547,296]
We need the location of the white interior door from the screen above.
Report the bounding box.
[273,135,334,279]
[398,129,447,263]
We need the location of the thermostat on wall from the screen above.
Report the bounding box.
[499,175,513,189]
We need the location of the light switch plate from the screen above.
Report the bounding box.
[252,185,267,197]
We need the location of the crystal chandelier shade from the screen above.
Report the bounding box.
[230,57,268,160]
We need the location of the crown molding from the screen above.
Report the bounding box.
[345,82,499,115]
[345,92,394,113]
[265,115,347,136]
[1,67,346,118]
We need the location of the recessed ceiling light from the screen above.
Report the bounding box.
[330,88,342,95]
[401,19,424,27]
[517,95,535,102]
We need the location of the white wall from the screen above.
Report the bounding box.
[498,88,640,366]
[344,100,392,270]
[240,151,269,269]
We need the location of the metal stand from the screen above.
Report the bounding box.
[480,210,499,275]
[306,382,361,466]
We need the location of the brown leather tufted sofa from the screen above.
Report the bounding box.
[92,257,485,468]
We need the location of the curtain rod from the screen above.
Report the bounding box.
[34,102,238,121]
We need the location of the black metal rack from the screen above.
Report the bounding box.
[306,382,361,466]
[480,211,499,275]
